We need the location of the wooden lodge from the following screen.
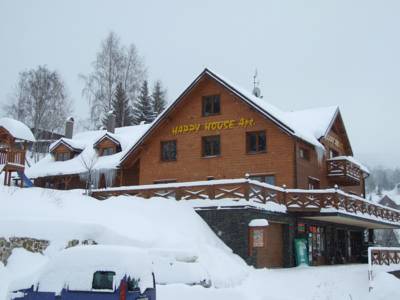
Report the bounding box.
[26,68,400,268]
[0,118,35,186]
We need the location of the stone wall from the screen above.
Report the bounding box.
[196,207,296,268]
[0,237,49,264]
[0,237,97,265]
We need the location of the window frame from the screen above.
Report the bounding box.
[202,95,221,117]
[92,271,116,290]
[202,135,221,158]
[249,174,276,185]
[160,140,177,162]
[55,152,70,161]
[299,147,310,161]
[246,131,267,154]
[101,147,115,156]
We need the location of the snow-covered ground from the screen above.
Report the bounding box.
[0,186,399,300]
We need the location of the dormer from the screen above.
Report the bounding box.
[50,139,84,161]
[93,133,121,156]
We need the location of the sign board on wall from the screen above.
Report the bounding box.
[171,118,255,135]
[253,229,264,247]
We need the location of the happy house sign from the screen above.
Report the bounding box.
[171,118,255,135]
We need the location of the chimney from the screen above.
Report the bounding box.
[107,111,116,133]
[65,117,74,139]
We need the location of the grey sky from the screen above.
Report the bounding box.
[0,0,399,168]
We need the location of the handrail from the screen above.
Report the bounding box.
[0,148,26,166]
[368,247,400,291]
[90,179,400,224]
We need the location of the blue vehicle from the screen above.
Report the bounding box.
[11,245,156,300]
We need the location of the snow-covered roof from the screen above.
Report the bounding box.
[0,117,35,142]
[121,68,344,163]
[35,245,154,294]
[49,138,86,152]
[27,124,150,179]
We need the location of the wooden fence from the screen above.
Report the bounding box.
[368,247,400,291]
[0,148,26,167]
[91,179,400,223]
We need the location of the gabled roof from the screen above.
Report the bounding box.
[121,68,341,164]
[49,138,86,153]
[93,133,121,149]
[0,117,36,142]
[27,124,151,179]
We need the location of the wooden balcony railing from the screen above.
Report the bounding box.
[91,179,400,225]
[326,158,363,185]
[0,148,26,168]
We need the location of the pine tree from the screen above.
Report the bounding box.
[111,82,133,127]
[132,80,153,124]
[151,80,167,120]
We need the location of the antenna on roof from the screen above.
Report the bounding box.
[252,69,262,98]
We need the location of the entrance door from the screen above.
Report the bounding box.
[259,223,284,268]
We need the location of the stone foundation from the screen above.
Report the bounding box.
[0,237,98,265]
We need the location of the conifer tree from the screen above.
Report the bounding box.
[111,82,133,127]
[132,80,153,124]
[151,80,167,120]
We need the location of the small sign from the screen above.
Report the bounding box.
[171,118,255,135]
[297,223,305,233]
[253,229,264,247]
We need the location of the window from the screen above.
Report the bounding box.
[299,148,310,160]
[246,131,266,153]
[127,277,141,291]
[202,135,220,157]
[92,271,116,290]
[161,140,177,161]
[329,149,339,158]
[202,95,220,116]
[56,152,70,161]
[250,175,276,185]
[102,147,114,156]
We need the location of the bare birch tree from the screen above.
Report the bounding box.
[81,32,146,129]
[5,65,72,138]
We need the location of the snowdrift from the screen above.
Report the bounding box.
[0,186,248,297]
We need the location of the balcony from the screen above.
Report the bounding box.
[326,156,367,186]
[0,148,26,170]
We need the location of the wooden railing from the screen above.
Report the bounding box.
[368,247,400,291]
[91,179,400,224]
[326,158,362,184]
[0,148,26,167]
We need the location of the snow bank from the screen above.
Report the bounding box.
[0,186,248,292]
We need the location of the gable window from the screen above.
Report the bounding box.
[202,95,220,116]
[299,148,310,160]
[202,135,220,157]
[92,271,116,290]
[246,131,266,153]
[102,147,115,156]
[250,174,276,185]
[161,140,177,161]
[55,152,70,161]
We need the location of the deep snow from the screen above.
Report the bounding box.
[0,186,399,300]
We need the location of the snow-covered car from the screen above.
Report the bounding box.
[11,245,156,300]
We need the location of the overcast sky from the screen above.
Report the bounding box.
[0,0,399,168]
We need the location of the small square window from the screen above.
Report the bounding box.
[102,147,114,156]
[92,271,115,290]
[329,149,339,158]
[202,95,220,116]
[246,131,266,153]
[56,152,70,161]
[299,148,310,160]
[250,175,276,186]
[161,140,177,161]
[202,135,220,157]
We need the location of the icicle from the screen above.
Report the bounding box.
[315,145,325,165]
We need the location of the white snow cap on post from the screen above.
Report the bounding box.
[249,219,269,227]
